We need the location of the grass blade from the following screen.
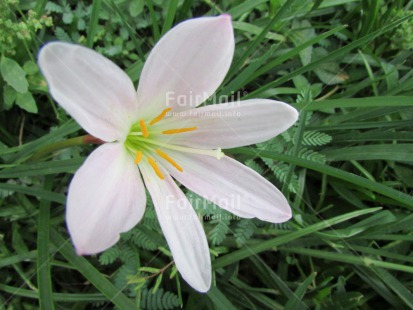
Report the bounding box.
[0,158,83,178]
[294,96,413,111]
[228,147,413,209]
[282,247,413,274]
[245,14,413,98]
[213,208,380,269]
[37,176,55,310]
[0,183,66,204]
[207,286,238,310]
[161,0,179,36]
[284,273,315,310]
[323,144,413,162]
[86,0,102,48]
[49,229,137,309]
[145,0,161,41]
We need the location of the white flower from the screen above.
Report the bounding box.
[38,15,298,292]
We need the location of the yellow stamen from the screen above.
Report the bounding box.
[134,151,143,164]
[150,108,172,126]
[148,157,164,180]
[140,119,149,138]
[162,127,197,134]
[156,149,183,172]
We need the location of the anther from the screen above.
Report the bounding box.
[162,127,197,134]
[140,119,149,138]
[148,157,164,180]
[150,108,172,126]
[134,151,143,164]
[156,149,183,172]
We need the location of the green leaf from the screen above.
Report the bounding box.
[169,266,177,279]
[129,0,144,17]
[1,57,29,93]
[3,85,16,110]
[291,19,315,66]
[16,92,38,113]
[23,61,39,75]
[63,12,73,24]
[153,274,163,293]
[139,267,160,274]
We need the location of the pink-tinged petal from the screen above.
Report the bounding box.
[137,15,234,118]
[162,152,291,223]
[38,42,138,142]
[153,99,298,149]
[67,143,146,255]
[139,162,211,292]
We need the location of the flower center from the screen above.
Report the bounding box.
[125,108,224,180]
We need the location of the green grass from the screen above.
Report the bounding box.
[0,0,413,309]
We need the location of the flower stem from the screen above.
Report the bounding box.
[30,135,104,162]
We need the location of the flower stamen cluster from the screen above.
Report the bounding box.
[126,107,224,179]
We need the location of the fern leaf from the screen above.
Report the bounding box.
[120,245,139,264]
[143,205,161,230]
[99,247,120,265]
[256,135,285,152]
[290,147,326,163]
[263,159,299,193]
[209,218,230,246]
[302,131,332,146]
[244,159,264,174]
[128,228,158,251]
[114,263,137,291]
[234,219,257,246]
[54,27,72,42]
[270,222,292,230]
[186,191,226,216]
[141,288,180,310]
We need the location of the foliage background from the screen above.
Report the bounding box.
[1,0,413,309]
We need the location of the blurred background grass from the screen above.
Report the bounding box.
[1,0,413,309]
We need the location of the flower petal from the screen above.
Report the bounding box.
[162,152,291,223]
[38,42,138,142]
[137,15,234,118]
[139,162,211,292]
[67,143,146,255]
[153,99,298,149]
